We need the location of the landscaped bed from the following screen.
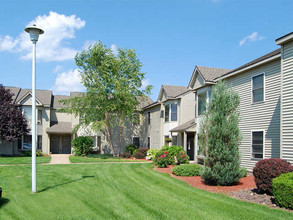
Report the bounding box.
[0,156,51,165]
[0,163,292,219]
[69,154,150,163]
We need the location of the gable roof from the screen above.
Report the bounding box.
[160,85,188,100]
[15,89,52,107]
[4,86,21,103]
[52,95,71,109]
[197,66,231,82]
[137,96,154,109]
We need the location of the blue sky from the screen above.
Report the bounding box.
[0,0,292,100]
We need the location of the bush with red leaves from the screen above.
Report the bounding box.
[133,152,145,159]
[253,158,293,195]
[121,152,131,158]
[138,147,148,156]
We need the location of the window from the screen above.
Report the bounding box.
[37,135,42,150]
[171,104,177,121]
[252,131,264,159]
[22,106,32,123]
[198,92,207,116]
[172,135,177,145]
[147,112,151,124]
[133,137,140,148]
[23,135,32,150]
[37,109,42,124]
[147,137,150,149]
[165,105,170,122]
[252,74,264,103]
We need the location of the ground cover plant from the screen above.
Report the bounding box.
[0,163,292,219]
[273,172,293,209]
[69,154,145,163]
[253,158,293,195]
[172,164,201,176]
[0,156,51,165]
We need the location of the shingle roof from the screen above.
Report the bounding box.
[169,119,197,132]
[14,89,52,107]
[4,86,21,103]
[162,85,188,98]
[137,96,154,109]
[216,48,281,80]
[46,122,72,134]
[52,95,71,109]
[197,66,231,82]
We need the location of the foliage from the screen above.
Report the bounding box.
[273,172,293,209]
[133,152,145,159]
[200,81,242,186]
[0,84,28,141]
[146,149,159,160]
[155,151,170,168]
[121,152,131,158]
[23,150,43,157]
[154,145,186,165]
[176,151,189,165]
[165,138,172,143]
[60,42,152,157]
[172,164,201,176]
[253,158,293,195]
[239,167,248,178]
[138,147,148,156]
[72,136,94,156]
[126,144,139,155]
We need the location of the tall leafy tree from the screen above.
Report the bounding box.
[200,81,242,186]
[61,42,152,156]
[0,85,28,142]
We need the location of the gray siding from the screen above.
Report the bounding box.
[180,91,196,124]
[226,60,281,170]
[281,40,293,163]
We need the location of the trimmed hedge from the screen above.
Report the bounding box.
[253,159,293,195]
[172,164,201,176]
[72,136,93,156]
[273,172,293,209]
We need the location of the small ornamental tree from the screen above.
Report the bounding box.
[200,81,242,186]
[0,85,28,142]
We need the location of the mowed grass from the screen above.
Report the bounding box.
[0,156,51,165]
[0,164,292,220]
[70,154,146,163]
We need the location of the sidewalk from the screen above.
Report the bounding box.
[49,154,71,164]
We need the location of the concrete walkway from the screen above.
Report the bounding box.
[49,154,71,164]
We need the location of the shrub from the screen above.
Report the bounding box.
[155,151,170,168]
[154,145,186,165]
[172,164,201,176]
[23,150,43,157]
[200,81,242,186]
[138,147,148,156]
[273,172,293,209]
[72,136,94,156]
[253,158,293,195]
[239,167,248,178]
[146,149,159,160]
[176,151,189,165]
[121,153,131,158]
[133,152,145,159]
[126,144,139,155]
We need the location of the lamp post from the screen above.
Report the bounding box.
[25,24,44,193]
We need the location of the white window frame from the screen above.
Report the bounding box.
[251,130,265,160]
[251,72,265,104]
[164,101,178,123]
[196,87,212,117]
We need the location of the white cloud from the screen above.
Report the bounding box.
[239,32,265,46]
[141,78,150,89]
[111,44,119,55]
[0,11,85,61]
[53,65,63,73]
[82,40,97,50]
[52,69,85,95]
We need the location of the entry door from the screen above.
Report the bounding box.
[187,133,195,160]
[50,136,60,154]
[62,136,71,154]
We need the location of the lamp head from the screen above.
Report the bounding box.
[25,24,44,43]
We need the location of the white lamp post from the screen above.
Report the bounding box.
[25,24,44,193]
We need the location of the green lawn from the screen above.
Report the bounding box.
[0,163,292,219]
[0,156,51,165]
[70,154,147,163]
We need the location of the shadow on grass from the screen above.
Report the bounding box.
[39,175,95,193]
[0,198,10,208]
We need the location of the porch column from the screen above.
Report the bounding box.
[183,131,187,151]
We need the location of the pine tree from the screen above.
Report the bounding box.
[200,81,242,186]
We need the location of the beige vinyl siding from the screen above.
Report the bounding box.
[192,72,205,90]
[281,40,293,163]
[226,60,281,170]
[180,91,196,124]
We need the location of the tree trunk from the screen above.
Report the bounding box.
[118,124,123,156]
[105,114,115,157]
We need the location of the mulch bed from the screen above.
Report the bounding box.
[154,165,255,193]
